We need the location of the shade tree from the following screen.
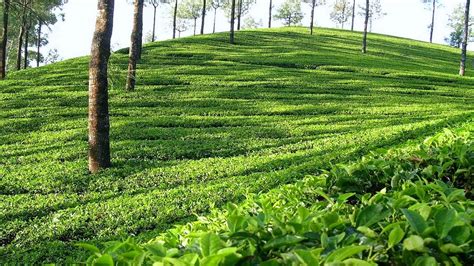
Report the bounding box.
[330,0,352,29]
[302,0,325,35]
[275,0,303,27]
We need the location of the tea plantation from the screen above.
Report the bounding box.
[0,27,473,264]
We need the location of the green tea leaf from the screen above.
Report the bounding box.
[76,243,101,255]
[294,249,319,265]
[264,235,305,250]
[413,256,437,266]
[434,208,456,238]
[200,233,222,257]
[402,209,427,235]
[403,235,425,252]
[356,204,389,227]
[325,245,369,262]
[388,226,405,248]
[94,254,114,266]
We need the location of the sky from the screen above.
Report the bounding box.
[45,0,469,60]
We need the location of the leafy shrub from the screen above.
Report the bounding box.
[79,127,473,265]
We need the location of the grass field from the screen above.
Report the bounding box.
[0,27,473,263]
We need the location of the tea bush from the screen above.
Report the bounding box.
[80,126,473,265]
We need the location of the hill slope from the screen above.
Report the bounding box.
[0,27,473,263]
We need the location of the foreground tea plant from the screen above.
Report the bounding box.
[80,126,473,265]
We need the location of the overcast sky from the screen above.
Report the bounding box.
[45,0,469,60]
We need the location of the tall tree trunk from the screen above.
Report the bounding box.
[310,0,315,35]
[126,0,144,91]
[213,8,217,33]
[200,0,206,34]
[37,21,42,67]
[173,0,178,39]
[460,0,471,76]
[230,0,236,44]
[362,0,369,53]
[351,0,356,31]
[16,27,25,70]
[237,0,242,30]
[88,0,115,173]
[430,0,435,43]
[193,18,196,35]
[16,1,28,71]
[24,18,31,69]
[152,5,157,42]
[1,0,10,79]
[268,0,272,28]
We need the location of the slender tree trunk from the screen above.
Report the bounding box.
[88,0,115,174]
[193,18,197,35]
[200,0,206,34]
[237,0,242,30]
[24,18,31,69]
[362,0,369,53]
[351,0,356,31]
[16,27,25,70]
[152,5,157,42]
[213,8,217,33]
[310,0,315,35]
[16,2,27,71]
[230,0,236,44]
[430,0,435,43]
[37,21,42,67]
[126,0,144,91]
[460,0,471,76]
[173,0,178,39]
[1,0,10,79]
[268,0,272,28]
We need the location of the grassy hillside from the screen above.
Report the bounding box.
[0,27,473,263]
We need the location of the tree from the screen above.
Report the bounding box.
[230,0,235,44]
[268,0,272,28]
[1,0,10,79]
[200,0,208,34]
[223,0,254,31]
[302,0,325,35]
[422,0,441,43]
[351,0,355,30]
[175,17,189,37]
[445,4,473,48]
[210,0,224,33]
[460,0,470,76]
[88,0,115,173]
[362,0,369,53]
[172,0,178,38]
[126,0,144,91]
[367,0,385,32]
[178,0,201,35]
[242,16,262,29]
[146,0,168,42]
[32,0,67,68]
[16,0,31,70]
[330,0,352,29]
[275,0,303,27]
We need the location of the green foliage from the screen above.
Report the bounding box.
[78,126,474,265]
[274,0,304,27]
[0,27,473,263]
